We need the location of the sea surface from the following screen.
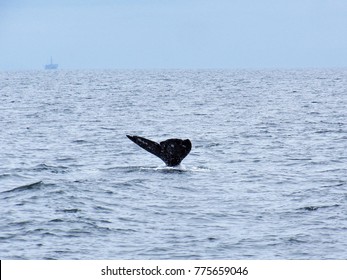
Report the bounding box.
[0,69,346,259]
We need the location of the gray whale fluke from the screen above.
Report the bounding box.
[126,135,191,167]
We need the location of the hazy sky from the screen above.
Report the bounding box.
[1,0,347,70]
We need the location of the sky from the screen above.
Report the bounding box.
[0,0,347,70]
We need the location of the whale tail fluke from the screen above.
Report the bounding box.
[126,135,191,167]
[126,135,162,158]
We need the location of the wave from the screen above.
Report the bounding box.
[2,181,43,193]
[104,165,209,174]
[298,204,340,212]
[33,163,69,174]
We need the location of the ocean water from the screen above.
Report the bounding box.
[0,69,346,259]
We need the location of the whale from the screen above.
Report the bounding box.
[126,135,191,167]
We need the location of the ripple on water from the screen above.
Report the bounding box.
[1,69,346,259]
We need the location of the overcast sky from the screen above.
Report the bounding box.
[1,0,347,70]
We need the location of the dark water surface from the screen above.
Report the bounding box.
[0,69,346,259]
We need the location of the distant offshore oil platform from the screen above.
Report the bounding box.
[45,57,58,70]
